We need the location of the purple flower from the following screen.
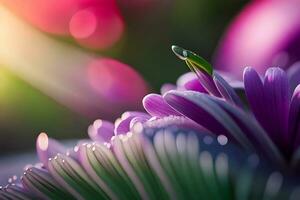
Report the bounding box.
[147,45,300,169]
[1,46,300,199]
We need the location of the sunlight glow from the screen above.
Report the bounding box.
[0,5,147,118]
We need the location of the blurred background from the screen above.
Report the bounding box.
[1,0,300,155]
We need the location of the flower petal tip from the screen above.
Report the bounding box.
[171,45,188,60]
[37,132,49,151]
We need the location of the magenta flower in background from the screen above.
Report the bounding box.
[1,0,124,49]
[214,0,300,77]
[0,6,148,119]
[87,58,148,107]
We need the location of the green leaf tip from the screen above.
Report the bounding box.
[171,45,213,76]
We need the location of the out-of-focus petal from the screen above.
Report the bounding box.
[289,85,300,150]
[214,0,300,77]
[143,93,181,118]
[69,5,124,49]
[176,72,196,86]
[88,58,148,106]
[36,133,66,167]
[88,119,114,143]
[0,184,36,199]
[2,0,124,49]
[1,0,75,35]
[287,61,300,92]
[216,71,242,86]
[176,72,207,93]
[114,111,150,135]
[160,83,176,95]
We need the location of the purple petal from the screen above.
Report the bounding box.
[183,79,207,93]
[129,116,149,130]
[36,133,66,167]
[121,111,150,119]
[214,97,285,166]
[243,67,291,149]
[163,90,284,165]
[196,70,221,97]
[289,85,300,150]
[143,93,181,118]
[160,83,176,95]
[287,61,300,92]
[143,115,207,133]
[114,111,150,135]
[217,72,244,91]
[176,72,207,93]
[243,67,266,127]
[176,72,196,86]
[245,67,290,151]
[263,68,290,151]
[114,116,136,135]
[88,119,114,143]
[213,73,243,108]
[164,90,252,150]
[164,91,226,134]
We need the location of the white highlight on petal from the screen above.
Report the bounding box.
[121,112,131,119]
[37,132,49,151]
[114,118,122,127]
[217,135,228,146]
[74,145,79,152]
[93,119,103,129]
[132,122,143,133]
